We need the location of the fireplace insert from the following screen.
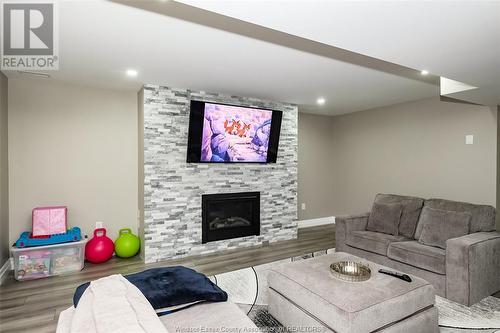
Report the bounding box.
[202,192,260,243]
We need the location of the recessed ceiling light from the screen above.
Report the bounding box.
[421,70,429,75]
[126,69,138,77]
[316,98,326,105]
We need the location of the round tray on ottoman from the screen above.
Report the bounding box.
[330,261,371,282]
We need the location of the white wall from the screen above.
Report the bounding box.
[8,77,138,244]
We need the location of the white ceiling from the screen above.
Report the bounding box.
[180,0,500,106]
[7,0,498,115]
[4,0,441,115]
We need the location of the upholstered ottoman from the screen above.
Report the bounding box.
[268,252,438,333]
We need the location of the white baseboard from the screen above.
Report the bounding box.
[298,216,335,228]
[0,258,13,285]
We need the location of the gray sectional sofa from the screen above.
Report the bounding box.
[336,194,500,306]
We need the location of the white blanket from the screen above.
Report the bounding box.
[56,274,168,333]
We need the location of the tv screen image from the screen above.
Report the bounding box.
[202,103,272,162]
[187,100,282,163]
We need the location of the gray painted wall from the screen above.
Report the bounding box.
[329,97,497,216]
[497,105,500,231]
[298,112,335,220]
[141,85,298,263]
[0,72,9,269]
[8,78,138,244]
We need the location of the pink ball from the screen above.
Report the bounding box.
[85,228,114,264]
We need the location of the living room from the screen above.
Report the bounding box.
[0,1,499,332]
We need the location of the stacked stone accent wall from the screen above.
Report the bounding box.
[142,85,298,263]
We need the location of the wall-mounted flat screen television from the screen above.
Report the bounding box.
[187,100,282,163]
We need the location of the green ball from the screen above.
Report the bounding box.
[114,228,140,258]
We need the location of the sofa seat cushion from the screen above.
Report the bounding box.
[160,301,257,331]
[388,241,446,275]
[346,231,409,256]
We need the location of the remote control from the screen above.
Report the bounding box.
[378,269,412,282]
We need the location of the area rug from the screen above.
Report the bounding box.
[210,249,500,333]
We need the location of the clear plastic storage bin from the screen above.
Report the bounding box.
[11,240,86,281]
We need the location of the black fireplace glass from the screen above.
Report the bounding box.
[202,192,260,243]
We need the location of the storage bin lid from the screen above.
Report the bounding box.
[11,239,87,252]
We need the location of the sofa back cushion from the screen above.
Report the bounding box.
[374,194,424,238]
[417,207,471,249]
[415,199,495,239]
[366,202,403,235]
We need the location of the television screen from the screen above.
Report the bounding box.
[187,100,282,163]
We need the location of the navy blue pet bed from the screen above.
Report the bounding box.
[73,266,227,314]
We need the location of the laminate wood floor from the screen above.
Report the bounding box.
[0,225,335,333]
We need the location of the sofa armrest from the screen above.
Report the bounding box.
[335,213,369,252]
[446,231,500,306]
